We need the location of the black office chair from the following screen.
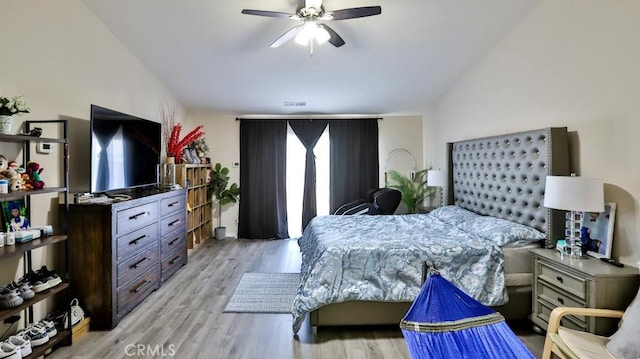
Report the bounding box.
[334,188,401,215]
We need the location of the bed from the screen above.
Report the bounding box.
[292,127,570,333]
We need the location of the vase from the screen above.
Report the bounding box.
[161,157,176,189]
[0,115,13,135]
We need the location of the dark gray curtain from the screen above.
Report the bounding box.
[329,119,379,213]
[289,120,328,230]
[238,120,289,239]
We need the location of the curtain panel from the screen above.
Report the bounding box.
[329,119,379,213]
[238,120,289,239]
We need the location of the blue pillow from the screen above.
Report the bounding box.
[429,205,482,226]
[460,216,545,246]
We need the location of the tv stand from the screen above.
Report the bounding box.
[64,189,187,329]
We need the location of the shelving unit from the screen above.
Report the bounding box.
[0,121,71,356]
[176,163,212,248]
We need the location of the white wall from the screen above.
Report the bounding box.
[0,0,184,318]
[185,113,424,236]
[429,0,640,265]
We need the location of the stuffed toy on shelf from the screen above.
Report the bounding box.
[26,161,45,190]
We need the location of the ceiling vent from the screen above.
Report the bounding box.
[283,101,307,107]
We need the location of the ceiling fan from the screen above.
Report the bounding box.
[241,0,382,51]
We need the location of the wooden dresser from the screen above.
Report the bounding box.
[65,189,187,329]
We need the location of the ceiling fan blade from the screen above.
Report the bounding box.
[328,6,382,20]
[319,24,345,47]
[270,25,302,48]
[241,9,295,18]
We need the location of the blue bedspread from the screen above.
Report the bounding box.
[292,214,508,333]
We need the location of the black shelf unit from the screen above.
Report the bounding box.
[0,120,71,355]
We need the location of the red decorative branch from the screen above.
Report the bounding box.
[167,124,205,160]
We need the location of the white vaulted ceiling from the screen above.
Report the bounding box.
[81,0,537,115]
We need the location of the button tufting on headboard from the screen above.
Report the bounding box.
[446,128,570,248]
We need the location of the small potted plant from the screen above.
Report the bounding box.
[387,169,435,214]
[0,95,30,134]
[207,163,240,240]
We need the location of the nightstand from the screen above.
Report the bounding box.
[530,248,640,336]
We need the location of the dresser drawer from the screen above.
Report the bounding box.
[160,211,186,237]
[116,202,158,235]
[161,244,187,283]
[161,230,187,260]
[117,265,160,317]
[538,261,586,300]
[116,224,157,263]
[536,298,586,331]
[117,243,159,288]
[160,194,186,216]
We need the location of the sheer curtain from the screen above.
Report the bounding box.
[329,119,379,213]
[238,120,289,239]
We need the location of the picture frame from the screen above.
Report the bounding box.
[1,199,29,232]
[580,202,616,258]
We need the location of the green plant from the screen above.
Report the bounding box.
[207,163,240,228]
[387,169,435,214]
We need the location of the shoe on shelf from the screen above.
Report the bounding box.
[38,266,62,289]
[17,326,49,347]
[0,287,24,309]
[6,335,31,358]
[33,320,57,338]
[7,281,34,301]
[22,271,49,293]
[0,342,20,359]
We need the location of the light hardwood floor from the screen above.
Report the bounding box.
[50,238,545,359]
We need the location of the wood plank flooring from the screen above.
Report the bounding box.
[50,238,545,359]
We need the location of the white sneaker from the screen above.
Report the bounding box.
[18,326,49,347]
[34,320,57,338]
[7,335,30,358]
[0,342,20,359]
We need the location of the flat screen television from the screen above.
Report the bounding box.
[90,105,161,193]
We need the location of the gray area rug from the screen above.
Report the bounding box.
[224,272,300,313]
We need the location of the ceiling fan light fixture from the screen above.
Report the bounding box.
[295,27,311,46]
[315,26,330,44]
[295,21,330,46]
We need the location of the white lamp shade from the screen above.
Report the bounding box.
[427,169,447,187]
[543,175,604,212]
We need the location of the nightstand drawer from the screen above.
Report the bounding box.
[537,281,586,321]
[536,298,586,331]
[538,261,586,300]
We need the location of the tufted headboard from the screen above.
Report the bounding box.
[446,127,570,247]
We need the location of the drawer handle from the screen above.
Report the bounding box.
[169,256,181,265]
[129,211,149,220]
[168,201,179,207]
[129,235,147,245]
[132,280,151,293]
[130,257,148,269]
[557,297,564,305]
[556,275,564,284]
[168,238,179,246]
[168,219,180,227]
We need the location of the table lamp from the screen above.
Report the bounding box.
[427,169,447,207]
[543,174,604,257]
